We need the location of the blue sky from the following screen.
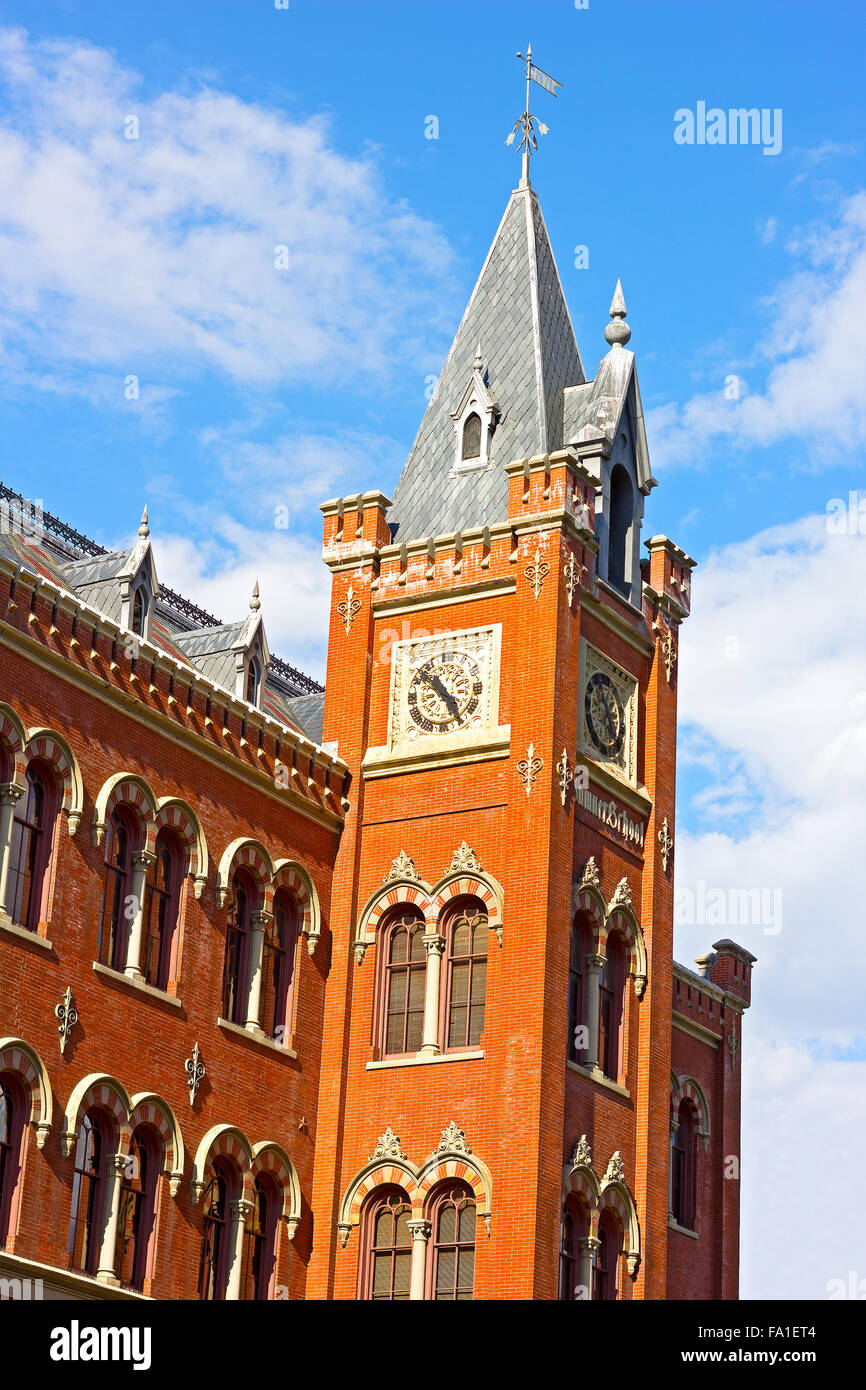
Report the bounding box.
[1,0,865,1299]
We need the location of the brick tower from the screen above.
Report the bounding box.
[306,165,753,1301]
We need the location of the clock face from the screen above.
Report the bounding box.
[407,652,483,734]
[585,671,626,757]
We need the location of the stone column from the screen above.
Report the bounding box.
[668,1116,679,1220]
[407,1218,432,1300]
[96,1152,128,1285]
[245,910,271,1032]
[0,783,24,916]
[584,952,605,1072]
[226,1198,254,1300]
[124,849,156,978]
[421,933,445,1054]
[577,1235,598,1302]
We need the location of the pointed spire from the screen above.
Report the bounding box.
[138,504,150,539]
[605,278,631,349]
[250,578,261,612]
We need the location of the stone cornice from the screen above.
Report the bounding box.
[372,576,517,615]
[580,588,653,656]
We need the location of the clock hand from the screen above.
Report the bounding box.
[417,663,461,720]
[598,688,617,738]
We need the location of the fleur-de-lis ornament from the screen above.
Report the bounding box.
[336,584,361,636]
[524,547,550,601]
[185,1042,205,1106]
[55,986,78,1055]
[517,742,543,798]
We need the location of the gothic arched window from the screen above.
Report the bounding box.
[599,932,625,1082]
[672,1099,698,1230]
[594,1209,620,1301]
[246,658,261,706]
[198,1160,233,1301]
[7,760,57,932]
[142,828,182,991]
[382,911,426,1055]
[558,1197,588,1301]
[0,1076,25,1248]
[116,1128,159,1291]
[242,1173,279,1300]
[461,412,482,461]
[222,870,254,1025]
[430,1182,476,1300]
[261,891,297,1043]
[568,914,591,1063]
[98,809,137,971]
[68,1114,105,1276]
[445,905,487,1050]
[131,586,148,637]
[363,1187,412,1301]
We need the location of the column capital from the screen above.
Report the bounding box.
[132,849,156,870]
[250,909,272,931]
[407,1219,432,1242]
[586,952,606,970]
[423,933,445,958]
[230,1198,254,1221]
[0,782,25,806]
[581,1235,601,1252]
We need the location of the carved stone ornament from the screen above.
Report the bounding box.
[603,1151,626,1184]
[578,856,600,890]
[449,840,483,874]
[338,1222,352,1250]
[524,546,550,601]
[728,1021,740,1068]
[55,986,78,1055]
[383,849,421,884]
[336,584,362,636]
[658,817,674,873]
[432,1121,472,1157]
[556,748,574,808]
[654,616,677,684]
[572,1134,593,1169]
[517,742,543,798]
[370,1128,407,1162]
[609,877,632,911]
[353,939,368,967]
[185,1041,205,1107]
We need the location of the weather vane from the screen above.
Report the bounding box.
[506,43,563,185]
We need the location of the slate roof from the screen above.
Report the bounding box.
[286,692,326,745]
[0,483,323,734]
[388,186,585,544]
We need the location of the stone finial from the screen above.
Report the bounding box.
[138,504,150,538]
[250,579,261,612]
[603,1151,626,1184]
[432,1121,472,1157]
[572,1134,593,1169]
[473,342,484,373]
[604,278,631,349]
[370,1128,407,1162]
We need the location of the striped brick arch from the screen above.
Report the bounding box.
[598,1181,640,1259]
[671,1073,711,1150]
[0,1037,53,1149]
[0,703,27,783]
[571,884,606,952]
[156,797,209,898]
[563,1164,600,1212]
[62,1072,132,1157]
[271,860,322,956]
[93,773,158,849]
[342,1161,417,1240]
[355,880,430,956]
[252,1141,303,1236]
[191,1124,255,1204]
[416,1155,492,1223]
[428,871,502,938]
[216,838,274,909]
[25,728,84,836]
[605,904,648,997]
[129,1092,185,1195]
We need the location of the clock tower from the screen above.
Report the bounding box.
[305,166,752,1301]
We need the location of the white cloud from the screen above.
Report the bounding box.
[0,26,458,397]
[648,192,866,467]
[675,513,866,1296]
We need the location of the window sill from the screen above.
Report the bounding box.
[668,1218,699,1241]
[567,1060,631,1100]
[0,913,53,952]
[92,961,183,1009]
[217,1016,298,1060]
[366,1050,484,1071]
[0,1247,151,1300]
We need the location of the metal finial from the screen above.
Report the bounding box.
[250,578,261,611]
[505,44,562,187]
[138,504,150,538]
[605,278,631,348]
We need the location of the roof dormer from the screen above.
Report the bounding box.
[60,503,159,642]
[450,347,499,473]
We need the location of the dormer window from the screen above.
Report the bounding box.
[451,351,498,473]
[131,586,148,637]
[462,413,482,462]
[246,658,261,707]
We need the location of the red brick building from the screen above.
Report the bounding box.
[0,170,754,1302]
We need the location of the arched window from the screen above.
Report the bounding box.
[558,1198,587,1301]
[567,915,591,1063]
[68,1114,104,1276]
[445,905,487,1050]
[246,659,260,706]
[608,464,633,597]
[430,1183,476,1300]
[0,1076,25,1248]
[672,1099,697,1230]
[599,933,625,1081]
[242,1174,279,1300]
[99,809,136,971]
[261,892,297,1043]
[383,911,426,1056]
[594,1210,620,1301]
[131,587,147,637]
[221,870,254,1025]
[461,412,482,461]
[363,1187,412,1301]
[142,829,182,991]
[198,1160,232,1300]
[7,761,56,932]
[116,1129,158,1291]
